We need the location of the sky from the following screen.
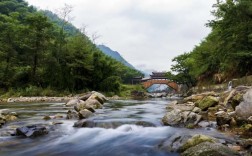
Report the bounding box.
[26,0,216,73]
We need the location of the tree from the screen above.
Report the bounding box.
[0,13,20,89]
[23,13,52,84]
[166,53,196,88]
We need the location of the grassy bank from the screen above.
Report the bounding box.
[0,84,145,99]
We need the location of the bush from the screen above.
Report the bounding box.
[99,76,122,94]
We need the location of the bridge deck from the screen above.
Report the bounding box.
[142,79,178,91]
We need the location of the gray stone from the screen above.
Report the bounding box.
[162,109,182,126]
[162,109,201,127]
[73,119,95,128]
[65,99,80,106]
[79,93,92,101]
[179,135,215,152]
[0,109,10,115]
[181,142,240,156]
[158,133,192,152]
[78,109,93,119]
[66,110,79,119]
[85,98,103,109]
[216,112,231,126]
[235,88,252,120]
[16,125,48,137]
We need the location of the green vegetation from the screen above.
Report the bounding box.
[0,0,142,97]
[118,84,145,97]
[167,0,252,85]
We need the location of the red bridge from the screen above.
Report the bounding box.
[142,79,178,91]
[132,72,179,92]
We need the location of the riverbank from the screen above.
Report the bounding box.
[0,88,251,155]
[161,85,252,155]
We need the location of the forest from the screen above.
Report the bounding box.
[167,0,252,86]
[0,0,142,96]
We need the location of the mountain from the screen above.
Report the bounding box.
[97,45,136,69]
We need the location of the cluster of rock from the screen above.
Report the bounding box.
[0,91,108,138]
[0,109,18,128]
[163,86,252,130]
[162,86,252,155]
[65,91,108,126]
[159,134,241,156]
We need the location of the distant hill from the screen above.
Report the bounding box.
[97,45,136,69]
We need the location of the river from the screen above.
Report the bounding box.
[0,99,236,156]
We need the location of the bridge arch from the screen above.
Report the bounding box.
[142,79,178,91]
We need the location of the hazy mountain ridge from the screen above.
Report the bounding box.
[97,45,136,69]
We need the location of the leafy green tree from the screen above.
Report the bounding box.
[22,13,52,84]
[167,53,196,88]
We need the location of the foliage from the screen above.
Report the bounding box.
[100,76,122,94]
[0,0,142,96]
[168,0,252,85]
[166,53,196,87]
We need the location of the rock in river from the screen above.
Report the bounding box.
[162,109,202,127]
[178,134,215,152]
[78,109,93,119]
[15,125,48,137]
[181,142,240,156]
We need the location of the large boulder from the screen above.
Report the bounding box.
[89,91,108,104]
[235,88,252,120]
[162,109,201,127]
[15,125,48,137]
[178,135,215,152]
[79,93,92,101]
[85,98,103,109]
[181,142,240,156]
[76,100,95,113]
[162,109,182,126]
[65,99,80,106]
[196,96,219,111]
[78,109,93,119]
[183,92,217,103]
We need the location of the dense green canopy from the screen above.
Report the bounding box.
[0,0,142,94]
[168,0,252,85]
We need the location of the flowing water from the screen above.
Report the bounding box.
[0,99,236,156]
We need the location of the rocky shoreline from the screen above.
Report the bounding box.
[0,88,251,155]
[161,85,252,155]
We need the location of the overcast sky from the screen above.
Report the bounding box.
[26,0,216,73]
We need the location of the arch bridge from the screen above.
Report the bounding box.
[132,72,178,92]
[142,79,178,91]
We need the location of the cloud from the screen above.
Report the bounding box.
[26,0,216,72]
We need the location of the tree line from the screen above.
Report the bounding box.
[167,0,252,87]
[0,0,142,95]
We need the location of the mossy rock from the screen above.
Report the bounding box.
[241,124,252,137]
[231,93,243,110]
[197,96,219,111]
[181,142,240,156]
[179,135,215,152]
[4,115,17,121]
[43,116,51,120]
